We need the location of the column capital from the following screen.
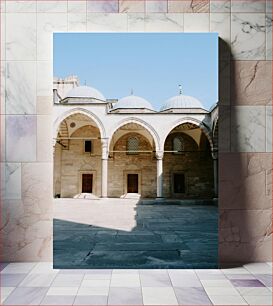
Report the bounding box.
[155,151,164,160]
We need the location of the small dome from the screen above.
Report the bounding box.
[65,85,105,100]
[161,95,204,111]
[113,95,154,110]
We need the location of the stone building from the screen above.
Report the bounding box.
[53,76,218,199]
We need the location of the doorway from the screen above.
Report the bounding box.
[127,174,138,193]
[82,174,93,193]
[173,173,185,194]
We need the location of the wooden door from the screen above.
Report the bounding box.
[127,174,138,193]
[82,174,93,193]
[173,173,185,193]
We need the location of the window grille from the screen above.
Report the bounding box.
[173,136,184,153]
[127,137,139,154]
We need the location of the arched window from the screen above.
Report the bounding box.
[127,136,139,155]
[173,136,184,154]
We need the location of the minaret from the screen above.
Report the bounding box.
[179,84,182,95]
[130,88,134,95]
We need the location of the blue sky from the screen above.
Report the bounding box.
[54,33,218,110]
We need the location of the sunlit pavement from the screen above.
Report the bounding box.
[53,198,218,269]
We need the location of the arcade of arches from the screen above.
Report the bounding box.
[53,114,215,199]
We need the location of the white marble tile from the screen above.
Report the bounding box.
[1,262,37,274]
[4,163,21,199]
[51,274,84,287]
[231,13,266,60]
[210,13,231,44]
[266,106,272,152]
[46,286,78,296]
[68,13,87,32]
[6,1,36,12]
[87,0,118,13]
[266,14,272,60]
[208,295,247,305]
[6,115,36,162]
[201,279,233,287]
[29,262,58,274]
[6,61,36,114]
[0,0,6,13]
[1,62,5,114]
[243,295,272,305]
[144,13,183,32]
[1,287,15,303]
[87,13,127,32]
[19,273,57,287]
[184,13,209,32]
[1,13,6,60]
[0,115,5,161]
[231,0,266,13]
[37,115,53,162]
[204,286,240,296]
[37,1,68,13]
[142,287,178,305]
[77,286,109,296]
[82,279,111,287]
[37,13,68,61]
[111,274,140,287]
[231,106,266,152]
[237,287,272,296]
[210,0,231,13]
[6,13,36,60]
[266,0,272,12]
[244,262,273,274]
[68,0,87,13]
[146,0,167,13]
[37,96,53,115]
[128,13,145,32]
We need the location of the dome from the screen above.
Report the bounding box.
[113,95,154,110]
[161,95,204,111]
[65,86,105,100]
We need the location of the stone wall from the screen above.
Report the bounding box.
[108,132,157,198]
[163,132,214,198]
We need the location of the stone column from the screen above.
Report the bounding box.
[101,139,108,198]
[156,151,164,198]
[212,150,218,198]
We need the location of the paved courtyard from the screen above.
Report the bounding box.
[1,262,272,305]
[54,198,218,269]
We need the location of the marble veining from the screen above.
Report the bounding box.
[6,13,36,61]
[37,1,68,13]
[87,13,127,32]
[6,115,36,162]
[68,1,87,13]
[119,0,144,13]
[231,106,266,152]
[266,106,272,152]
[266,14,272,60]
[5,62,36,115]
[231,13,266,60]
[231,0,266,13]
[210,0,231,13]
[168,0,209,13]
[68,13,87,32]
[6,1,37,13]
[4,163,21,200]
[144,13,183,32]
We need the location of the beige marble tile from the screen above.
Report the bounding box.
[231,61,272,105]
[119,0,145,13]
[87,13,127,31]
[219,207,272,262]
[184,13,209,32]
[144,13,183,32]
[168,0,209,13]
[6,13,36,60]
[219,152,272,210]
[68,13,87,32]
[37,115,53,162]
[37,96,53,115]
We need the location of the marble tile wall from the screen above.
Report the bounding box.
[0,0,272,263]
